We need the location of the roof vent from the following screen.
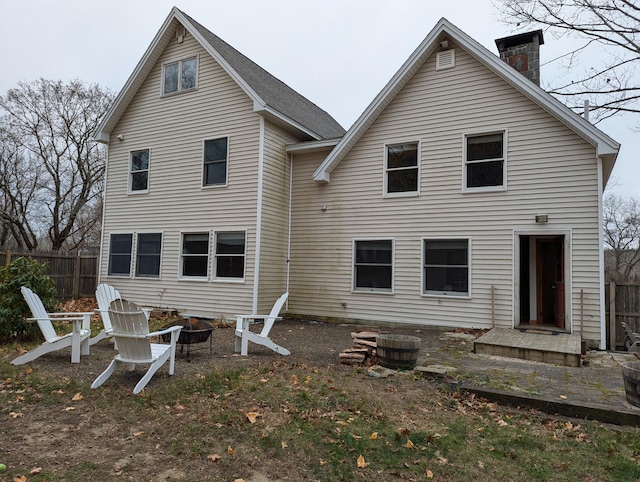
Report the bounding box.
[436,49,455,70]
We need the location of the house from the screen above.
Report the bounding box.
[96,8,619,350]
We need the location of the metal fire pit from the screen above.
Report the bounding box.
[162,318,214,362]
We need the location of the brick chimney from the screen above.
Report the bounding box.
[495,30,544,86]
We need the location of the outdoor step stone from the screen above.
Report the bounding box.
[414,364,458,378]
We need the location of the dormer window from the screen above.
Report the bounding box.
[163,56,198,95]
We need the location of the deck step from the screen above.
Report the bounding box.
[474,328,582,367]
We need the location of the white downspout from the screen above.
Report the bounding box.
[97,140,110,284]
[286,153,293,295]
[597,157,606,350]
[252,117,266,313]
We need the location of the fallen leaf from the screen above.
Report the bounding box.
[246,412,259,423]
[13,477,27,482]
[30,467,42,475]
[227,446,234,455]
[426,469,434,478]
[291,374,298,385]
[132,431,144,437]
[497,419,508,426]
[207,453,222,462]
[71,392,83,401]
[405,439,415,449]
[281,441,288,449]
[352,434,362,440]
[357,455,367,468]
[174,403,186,410]
[64,406,76,411]
[560,395,567,400]
[477,461,485,469]
[9,412,24,418]
[370,432,379,440]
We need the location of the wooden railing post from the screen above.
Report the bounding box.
[5,249,11,266]
[73,252,81,299]
[609,280,616,351]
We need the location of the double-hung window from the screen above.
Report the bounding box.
[385,142,419,195]
[181,233,210,278]
[163,56,198,95]
[215,232,246,279]
[464,132,506,191]
[353,240,393,292]
[203,137,228,186]
[423,239,470,296]
[108,234,133,276]
[135,233,162,278]
[130,149,150,192]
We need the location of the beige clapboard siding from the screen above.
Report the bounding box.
[100,27,261,317]
[289,43,602,339]
[255,120,299,312]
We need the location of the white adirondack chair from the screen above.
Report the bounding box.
[622,322,640,353]
[12,287,92,365]
[235,292,290,356]
[91,283,122,345]
[92,283,151,347]
[91,299,182,394]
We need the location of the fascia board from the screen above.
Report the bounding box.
[94,8,179,143]
[455,22,620,158]
[312,19,446,182]
[286,138,341,153]
[176,10,267,111]
[256,103,322,140]
[313,18,619,181]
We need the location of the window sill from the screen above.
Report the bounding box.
[161,87,198,98]
[384,191,419,199]
[178,276,209,282]
[201,183,228,189]
[352,288,394,295]
[212,278,246,284]
[463,185,506,194]
[422,292,471,300]
[128,189,149,195]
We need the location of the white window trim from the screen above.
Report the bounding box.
[128,148,151,194]
[107,232,134,278]
[462,129,508,193]
[212,230,247,283]
[161,55,199,96]
[383,140,421,198]
[134,232,163,279]
[201,136,230,188]
[421,236,472,299]
[351,238,395,294]
[178,230,211,281]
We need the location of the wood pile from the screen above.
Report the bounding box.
[339,330,388,366]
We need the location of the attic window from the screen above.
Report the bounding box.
[436,49,455,70]
[163,56,198,95]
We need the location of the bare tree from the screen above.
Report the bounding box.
[0,79,113,251]
[603,194,640,279]
[495,0,640,123]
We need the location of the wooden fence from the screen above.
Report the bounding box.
[607,279,640,350]
[1,250,98,300]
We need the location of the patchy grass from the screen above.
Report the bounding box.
[2,358,640,481]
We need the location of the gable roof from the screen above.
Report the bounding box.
[312,18,619,185]
[95,7,345,143]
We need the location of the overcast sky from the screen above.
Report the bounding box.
[0,0,637,198]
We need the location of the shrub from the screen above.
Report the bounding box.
[0,257,59,341]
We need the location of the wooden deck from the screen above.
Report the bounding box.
[474,328,582,367]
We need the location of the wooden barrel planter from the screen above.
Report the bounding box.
[622,361,640,408]
[376,334,421,370]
